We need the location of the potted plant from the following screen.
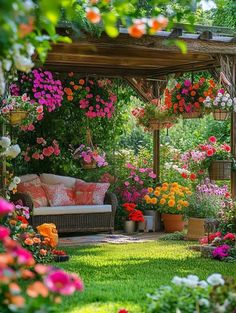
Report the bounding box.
[0,94,43,126]
[185,180,228,240]
[203,89,236,121]
[132,99,175,131]
[122,203,145,234]
[165,78,217,119]
[144,182,192,233]
[73,144,108,169]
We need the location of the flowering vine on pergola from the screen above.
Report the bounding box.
[3,22,230,198]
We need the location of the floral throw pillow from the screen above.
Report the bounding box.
[42,184,76,206]
[17,180,48,208]
[75,181,110,205]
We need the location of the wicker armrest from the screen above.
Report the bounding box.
[104,191,118,214]
[11,192,34,211]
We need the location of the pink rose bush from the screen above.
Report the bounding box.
[22,137,60,162]
[0,198,83,312]
[120,163,156,204]
[74,144,108,167]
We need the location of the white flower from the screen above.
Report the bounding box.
[221,102,226,107]
[8,182,16,191]
[198,280,208,288]
[225,93,230,98]
[222,96,228,102]
[24,0,35,11]
[217,92,223,98]
[215,97,220,102]
[26,43,35,56]
[5,144,21,158]
[171,276,183,285]
[0,137,11,148]
[187,275,199,282]
[207,273,225,286]
[13,176,21,184]
[227,99,232,107]
[233,98,236,105]
[182,277,199,288]
[3,59,12,71]
[199,298,210,307]
[13,54,34,73]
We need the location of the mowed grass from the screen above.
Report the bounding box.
[55,241,236,313]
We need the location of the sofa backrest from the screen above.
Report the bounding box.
[39,173,83,188]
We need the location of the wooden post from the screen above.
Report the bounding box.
[231,57,236,198]
[153,129,160,182]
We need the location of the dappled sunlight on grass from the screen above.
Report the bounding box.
[55,241,236,313]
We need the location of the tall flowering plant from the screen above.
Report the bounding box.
[144,182,192,214]
[165,78,217,115]
[120,163,156,204]
[64,74,117,119]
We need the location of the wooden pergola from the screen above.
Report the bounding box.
[43,24,236,196]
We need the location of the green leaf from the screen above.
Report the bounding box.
[105,25,119,38]
[174,39,187,54]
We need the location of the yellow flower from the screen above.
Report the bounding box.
[154,190,160,197]
[162,194,168,199]
[160,198,166,205]
[147,187,154,193]
[168,199,175,207]
[162,183,169,188]
[161,186,168,192]
[177,204,182,210]
[172,182,178,188]
[151,198,157,204]
[155,187,161,192]
[144,195,149,201]
[183,201,189,207]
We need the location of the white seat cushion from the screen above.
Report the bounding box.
[34,204,112,216]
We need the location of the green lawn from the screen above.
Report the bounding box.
[56,241,236,313]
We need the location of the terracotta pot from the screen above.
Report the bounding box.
[187,218,205,240]
[8,110,28,126]
[209,160,232,180]
[213,109,231,121]
[162,213,184,233]
[124,220,136,234]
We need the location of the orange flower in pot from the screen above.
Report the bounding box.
[144,182,192,233]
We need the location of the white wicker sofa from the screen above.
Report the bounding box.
[12,173,117,233]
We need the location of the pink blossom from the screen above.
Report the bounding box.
[36,137,46,145]
[45,270,76,295]
[14,246,35,265]
[0,199,14,216]
[209,136,217,144]
[0,226,10,241]
[36,105,44,113]
[71,273,84,291]
[124,181,130,187]
[32,153,40,160]
[149,172,157,179]
[37,113,44,121]
[21,93,28,102]
[28,124,35,131]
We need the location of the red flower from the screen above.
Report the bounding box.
[181,172,188,179]
[223,233,236,241]
[189,173,196,181]
[128,210,144,222]
[119,310,129,313]
[206,149,214,157]
[222,144,231,153]
[17,216,29,224]
[123,203,137,212]
[225,192,231,198]
[209,136,217,144]
[209,232,222,242]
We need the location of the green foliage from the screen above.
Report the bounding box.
[159,231,185,240]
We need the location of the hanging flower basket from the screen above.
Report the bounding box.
[212,109,231,121]
[209,160,232,180]
[81,159,97,170]
[149,119,175,130]
[182,111,203,119]
[8,110,28,126]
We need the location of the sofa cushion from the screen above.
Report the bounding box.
[75,181,110,205]
[17,180,48,208]
[40,173,83,188]
[42,183,76,206]
[33,204,112,215]
[19,174,39,183]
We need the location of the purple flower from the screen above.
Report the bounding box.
[184,79,191,87]
[212,244,230,260]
